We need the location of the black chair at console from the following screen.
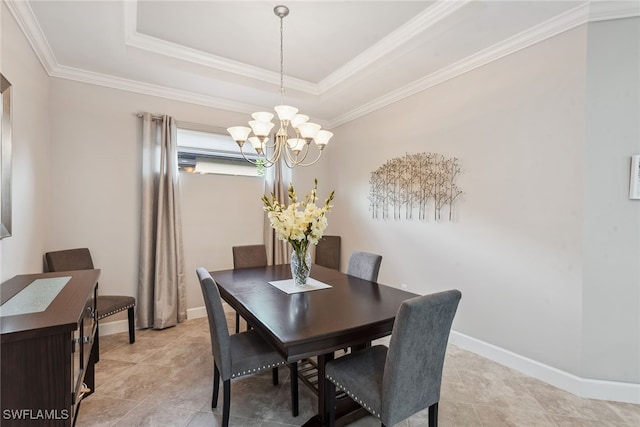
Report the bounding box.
[45,248,136,352]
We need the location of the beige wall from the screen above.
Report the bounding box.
[46,78,278,318]
[329,25,587,375]
[327,18,640,389]
[0,2,50,281]
[582,17,640,383]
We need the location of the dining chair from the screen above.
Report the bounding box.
[345,251,383,352]
[231,244,268,333]
[196,268,299,426]
[347,251,382,282]
[45,248,136,345]
[315,235,341,270]
[324,289,461,427]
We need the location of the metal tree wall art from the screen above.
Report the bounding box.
[369,153,462,221]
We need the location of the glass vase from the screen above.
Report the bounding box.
[290,247,312,286]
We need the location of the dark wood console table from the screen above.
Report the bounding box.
[1,269,100,426]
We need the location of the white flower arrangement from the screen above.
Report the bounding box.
[262,179,335,257]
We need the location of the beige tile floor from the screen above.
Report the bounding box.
[76,314,640,427]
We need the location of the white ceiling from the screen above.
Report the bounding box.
[6,1,640,128]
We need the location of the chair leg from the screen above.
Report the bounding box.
[127,307,135,344]
[326,378,336,427]
[222,379,231,427]
[272,367,279,385]
[428,402,438,427]
[212,365,220,409]
[289,363,299,417]
[235,312,240,334]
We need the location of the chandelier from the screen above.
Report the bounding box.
[227,5,332,168]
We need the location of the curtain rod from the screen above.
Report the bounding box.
[136,113,164,121]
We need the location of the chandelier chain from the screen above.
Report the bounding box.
[280,14,285,106]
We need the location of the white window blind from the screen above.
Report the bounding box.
[176,123,263,177]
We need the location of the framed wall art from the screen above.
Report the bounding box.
[1,73,12,239]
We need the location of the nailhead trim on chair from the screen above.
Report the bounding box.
[231,361,286,379]
[97,303,136,320]
[326,375,380,418]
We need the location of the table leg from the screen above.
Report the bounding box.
[301,352,369,427]
[317,352,334,423]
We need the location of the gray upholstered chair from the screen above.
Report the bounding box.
[345,251,383,351]
[347,251,382,282]
[325,289,461,427]
[197,268,298,427]
[315,235,341,270]
[231,244,268,333]
[45,248,136,353]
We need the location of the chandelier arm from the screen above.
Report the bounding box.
[287,149,323,167]
[262,136,285,166]
[284,142,311,166]
[238,146,265,166]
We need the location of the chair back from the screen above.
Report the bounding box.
[347,251,382,282]
[315,236,341,270]
[45,248,94,271]
[232,244,268,269]
[196,268,232,380]
[381,289,461,426]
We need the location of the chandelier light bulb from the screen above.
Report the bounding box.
[227,126,252,145]
[275,105,299,121]
[314,130,333,148]
[287,138,306,153]
[249,120,275,138]
[248,136,264,154]
[290,114,309,130]
[251,111,274,122]
[297,122,321,141]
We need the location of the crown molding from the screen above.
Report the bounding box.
[589,0,640,21]
[7,0,639,130]
[4,0,58,73]
[122,0,471,96]
[49,64,264,115]
[329,1,595,128]
[122,1,319,95]
[317,0,472,92]
[47,63,334,127]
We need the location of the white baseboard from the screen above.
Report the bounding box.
[98,309,639,404]
[97,306,209,337]
[187,306,208,319]
[97,319,131,337]
[449,330,640,404]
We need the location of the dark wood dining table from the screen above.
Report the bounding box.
[210,263,417,426]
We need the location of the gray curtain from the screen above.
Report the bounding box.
[138,113,187,329]
[264,156,291,265]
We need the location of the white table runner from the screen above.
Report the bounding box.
[0,276,71,317]
[268,278,332,294]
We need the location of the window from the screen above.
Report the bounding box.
[176,122,264,177]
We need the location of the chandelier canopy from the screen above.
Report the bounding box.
[227,5,332,168]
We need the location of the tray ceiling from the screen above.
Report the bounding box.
[6,1,639,128]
